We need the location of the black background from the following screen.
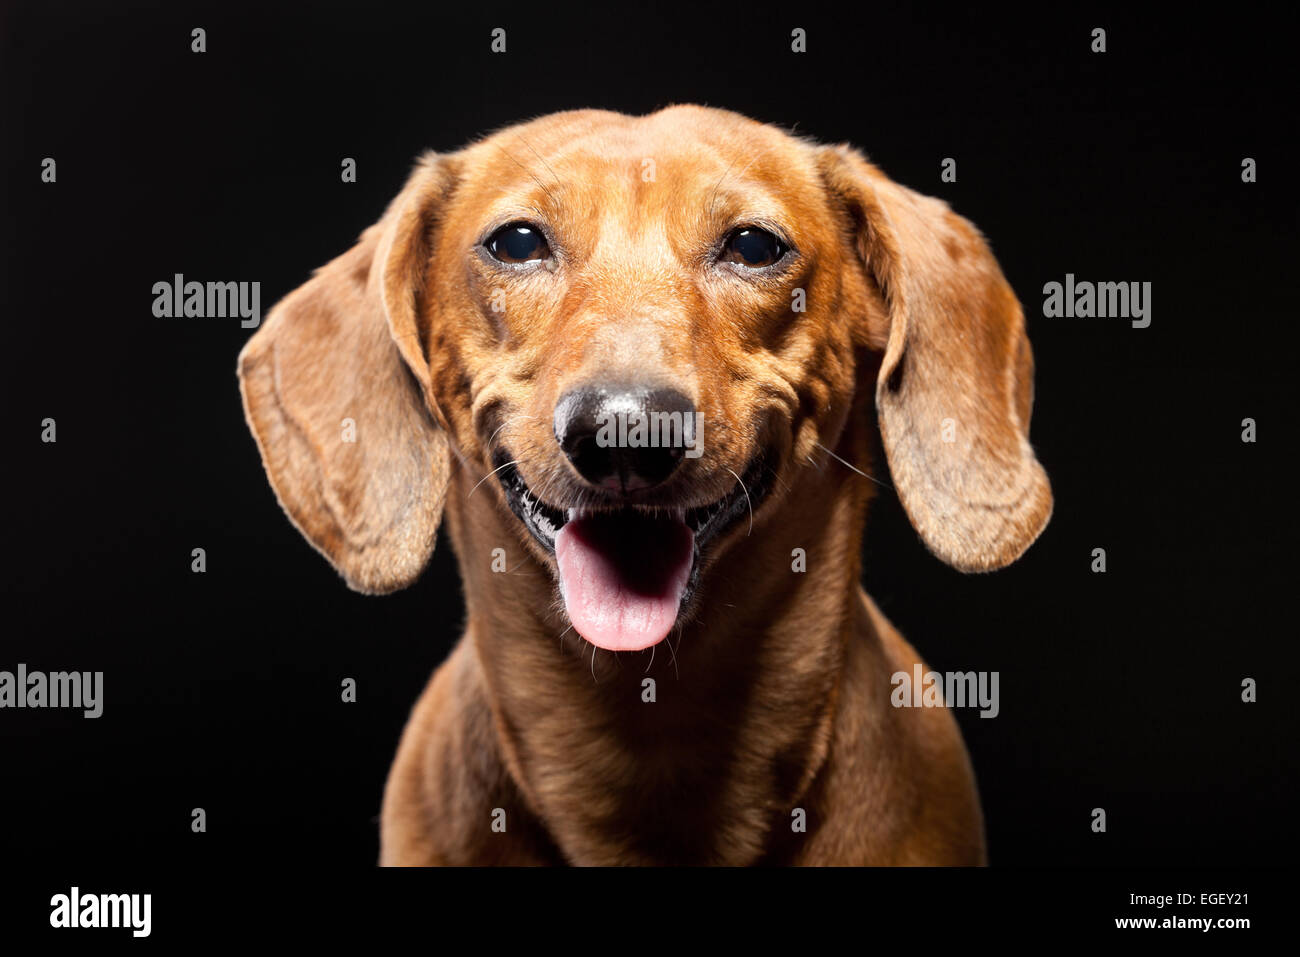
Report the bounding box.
[2,1,1295,875]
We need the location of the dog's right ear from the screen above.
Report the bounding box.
[238,154,454,594]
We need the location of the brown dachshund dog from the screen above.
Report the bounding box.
[238,106,1051,865]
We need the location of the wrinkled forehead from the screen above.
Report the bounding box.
[452,109,826,231]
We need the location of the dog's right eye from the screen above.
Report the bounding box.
[486,223,551,264]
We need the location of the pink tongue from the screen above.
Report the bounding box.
[555,512,695,651]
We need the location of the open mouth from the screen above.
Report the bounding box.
[495,453,771,652]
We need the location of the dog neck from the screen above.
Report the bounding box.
[443,428,877,864]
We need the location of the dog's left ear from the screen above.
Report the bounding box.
[238,155,453,594]
[820,145,1052,572]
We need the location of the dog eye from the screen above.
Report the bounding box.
[486,223,551,264]
[720,227,787,268]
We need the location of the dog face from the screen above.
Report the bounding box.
[239,106,1051,650]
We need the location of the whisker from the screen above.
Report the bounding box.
[468,458,517,498]
[709,154,761,220]
[724,466,754,536]
[708,155,739,220]
[515,134,562,194]
[535,464,571,517]
[494,143,558,209]
[445,440,473,475]
[485,414,539,453]
[814,441,893,489]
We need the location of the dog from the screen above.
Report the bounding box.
[238,105,1052,865]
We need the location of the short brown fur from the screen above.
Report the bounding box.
[238,106,1051,865]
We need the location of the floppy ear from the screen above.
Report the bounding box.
[238,154,453,594]
[822,146,1052,572]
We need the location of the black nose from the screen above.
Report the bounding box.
[554,385,696,493]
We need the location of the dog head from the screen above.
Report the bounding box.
[239,105,1051,650]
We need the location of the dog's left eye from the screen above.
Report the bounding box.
[720,227,787,268]
[486,223,551,264]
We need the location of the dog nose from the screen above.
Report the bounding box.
[554,385,696,493]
